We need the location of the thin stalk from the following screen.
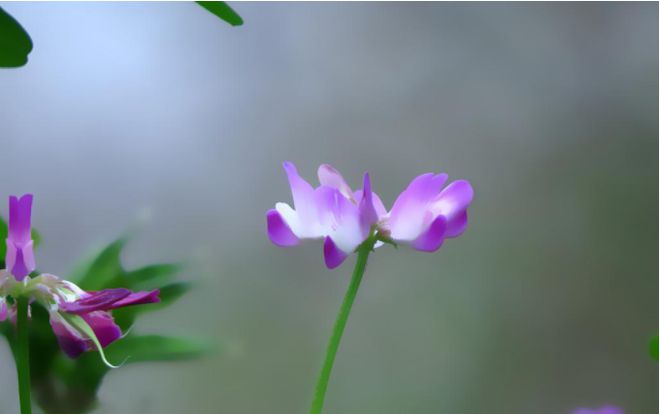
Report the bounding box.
[310,241,373,414]
[16,296,32,414]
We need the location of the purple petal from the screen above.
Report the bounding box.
[317,164,354,200]
[266,209,300,247]
[60,288,131,314]
[358,173,379,233]
[354,189,387,218]
[445,211,468,238]
[321,188,366,254]
[109,289,160,309]
[387,173,447,241]
[410,215,447,252]
[49,313,89,358]
[83,311,122,348]
[283,162,317,227]
[431,180,474,223]
[8,194,33,244]
[5,241,36,281]
[6,194,36,281]
[323,237,348,269]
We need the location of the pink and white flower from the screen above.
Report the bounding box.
[267,162,473,269]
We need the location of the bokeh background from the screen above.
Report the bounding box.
[0,2,657,413]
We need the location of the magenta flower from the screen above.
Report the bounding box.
[0,194,160,362]
[267,162,473,268]
[572,406,624,414]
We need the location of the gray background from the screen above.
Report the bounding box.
[0,2,657,413]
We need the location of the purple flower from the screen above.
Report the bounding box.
[384,173,473,251]
[267,162,473,268]
[571,406,624,414]
[1,194,160,361]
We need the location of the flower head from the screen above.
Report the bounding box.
[1,194,160,364]
[266,162,473,268]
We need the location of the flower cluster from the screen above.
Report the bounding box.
[267,162,473,268]
[0,194,159,362]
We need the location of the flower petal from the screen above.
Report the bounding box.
[323,237,348,269]
[8,194,33,244]
[60,288,131,314]
[6,194,36,281]
[321,188,365,254]
[82,311,122,348]
[431,179,474,223]
[50,312,89,358]
[109,289,160,309]
[358,173,379,233]
[410,215,447,252]
[387,173,447,241]
[60,288,159,314]
[283,162,318,229]
[445,211,468,238]
[354,189,387,219]
[317,164,354,200]
[266,209,300,246]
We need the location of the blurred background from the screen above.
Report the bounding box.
[0,2,657,413]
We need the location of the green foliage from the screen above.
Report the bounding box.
[106,335,209,363]
[0,7,32,68]
[197,1,244,26]
[0,218,209,414]
[650,335,659,361]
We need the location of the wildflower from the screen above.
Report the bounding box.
[0,194,160,362]
[266,162,473,414]
[267,162,473,268]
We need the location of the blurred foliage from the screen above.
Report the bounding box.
[197,1,244,26]
[0,2,241,70]
[650,335,658,361]
[0,7,32,68]
[0,217,208,414]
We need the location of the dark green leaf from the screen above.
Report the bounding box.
[196,1,243,26]
[126,263,182,290]
[73,238,127,290]
[0,7,32,68]
[157,281,192,307]
[105,335,209,363]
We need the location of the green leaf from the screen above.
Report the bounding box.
[0,217,6,260]
[196,1,243,26]
[156,281,192,307]
[74,238,127,290]
[126,263,182,290]
[650,335,659,361]
[105,335,209,363]
[0,7,32,68]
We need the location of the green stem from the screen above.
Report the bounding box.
[16,296,32,414]
[310,240,373,414]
